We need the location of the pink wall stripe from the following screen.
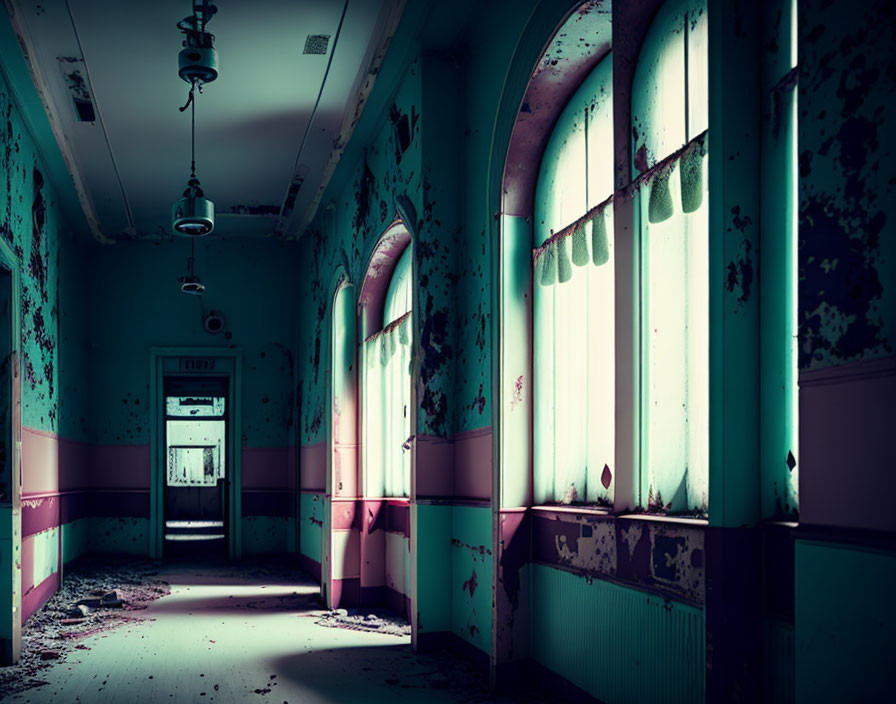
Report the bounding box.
[22,573,59,623]
[300,441,326,491]
[800,357,896,532]
[287,445,297,491]
[417,427,492,500]
[89,444,151,489]
[60,436,91,490]
[416,435,454,497]
[241,446,290,489]
[454,427,492,500]
[22,427,60,495]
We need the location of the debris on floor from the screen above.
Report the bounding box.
[0,557,170,697]
[314,608,412,637]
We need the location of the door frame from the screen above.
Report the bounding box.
[0,237,22,664]
[149,347,243,560]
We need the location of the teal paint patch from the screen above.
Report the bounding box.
[90,517,150,555]
[60,517,91,565]
[763,617,795,704]
[0,75,68,435]
[531,563,705,704]
[57,236,90,442]
[798,0,896,369]
[88,238,298,447]
[242,516,290,556]
[298,61,423,445]
[450,505,492,654]
[0,10,88,240]
[299,493,323,563]
[414,504,451,634]
[29,527,59,587]
[794,540,896,703]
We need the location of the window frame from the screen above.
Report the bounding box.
[358,219,415,501]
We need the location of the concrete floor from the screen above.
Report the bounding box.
[6,564,547,704]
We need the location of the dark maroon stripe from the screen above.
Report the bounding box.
[531,514,580,565]
[242,490,293,517]
[531,512,706,605]
[23,572,59,623]
[61,492,92,524]
[298,553,321,582]
[386,501,410,537]
[331,577,361,608]
[22,491,94,536]
[90,491,150,518]
[360,585,387,607]
[22,495,61,538]
[332,500,361,530]
[384,586,412,622]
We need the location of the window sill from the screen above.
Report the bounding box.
[529,506,709,529]
[531,505,612,517]
[617,513,708,527]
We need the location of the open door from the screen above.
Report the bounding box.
[163,376,229,560]
[0,260,20,664]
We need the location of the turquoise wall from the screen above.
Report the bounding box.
[87,237,298,449]
[299,492,323,565]
[0,78,72,436]
[449,506,492,653]
[298,59,422,446]
[794,541,894,702]
[0,62,90,639]
[531,565,705,703]
[797,1,895,370]
[58,235,90,442]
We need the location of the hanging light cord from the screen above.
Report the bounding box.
[178,79,198,181]
[191,79,196,180]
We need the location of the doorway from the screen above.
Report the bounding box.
[0,252,21,664]
[163,376,229,559]
[150,349,242,561]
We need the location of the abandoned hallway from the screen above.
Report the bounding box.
[4,560,544,703]
[1,0,894,702]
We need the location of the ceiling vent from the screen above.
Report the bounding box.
[303,35,330,55]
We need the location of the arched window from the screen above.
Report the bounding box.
[533,54,615,506]
[363,242,412,498]
[633,0,709,514]
[330,279,357,496]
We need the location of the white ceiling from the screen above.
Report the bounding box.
[8,0,401,241]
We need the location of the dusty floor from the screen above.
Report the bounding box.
[1,560,549,703]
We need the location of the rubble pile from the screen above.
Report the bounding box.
[0,557,170,696]
[315,607,412,637]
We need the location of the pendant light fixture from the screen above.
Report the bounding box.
[179,237,206,295]
[172,1,218,237]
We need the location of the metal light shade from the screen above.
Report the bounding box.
[178,46,218,84]
[172,179,215,236]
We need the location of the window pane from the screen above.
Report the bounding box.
[166,419,225,486]
[383,246,412,326]
[535,55,612,245]
[534,54,615,506]
[640,155,709,514]
[166,396,225,417]
[364,318,411,498]
[632,2,686,175]
[687,5,709,139]
[632,0,708,174]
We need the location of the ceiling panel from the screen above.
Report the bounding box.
[7,0,398,241]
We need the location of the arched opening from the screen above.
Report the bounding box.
[323,274,357,609]
[358,218,413,618]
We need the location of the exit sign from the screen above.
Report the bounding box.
[179,358,216,371]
